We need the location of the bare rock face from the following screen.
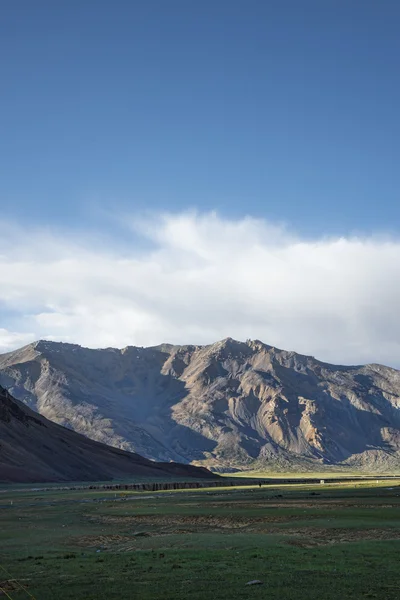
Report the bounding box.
[1,338,400,472]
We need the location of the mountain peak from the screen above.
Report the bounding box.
[204,337,251,359]
[213,336,241,348]
[33,340,83,353]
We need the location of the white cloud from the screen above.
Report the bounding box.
[0,211,400,367]
[0,328,35,353]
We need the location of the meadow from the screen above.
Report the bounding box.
[1,478,400,599]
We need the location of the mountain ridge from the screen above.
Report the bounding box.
[1,338,400,472]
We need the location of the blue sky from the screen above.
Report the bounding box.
[1,1,400,364]
[1,0,400,235]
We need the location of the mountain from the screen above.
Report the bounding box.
[1,338,400,472]
[0,385,214,483]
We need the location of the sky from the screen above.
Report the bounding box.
[1,1,400,366]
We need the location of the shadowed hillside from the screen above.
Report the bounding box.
[0,385,214,483]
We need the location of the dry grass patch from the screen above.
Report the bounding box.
[277,527,400,547]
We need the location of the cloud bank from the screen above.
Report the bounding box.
[0,211,399,367]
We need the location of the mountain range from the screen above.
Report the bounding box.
[1,338,400,472]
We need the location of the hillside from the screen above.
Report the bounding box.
[0,385,214,483]
[1,338,400,472]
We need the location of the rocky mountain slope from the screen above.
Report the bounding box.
[1,338,400,472]
[0,385,214,483]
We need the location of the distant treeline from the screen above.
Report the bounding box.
[60,475,398,493]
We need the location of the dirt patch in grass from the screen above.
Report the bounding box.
[70,524,400,554]
[91,512,319,530]
[277,527,400,547]
[92,514,256,529]
[73,534,130,548]
[206,500,400,510]
[78,509,400,550]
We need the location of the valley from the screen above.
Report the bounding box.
[1,479,400,599]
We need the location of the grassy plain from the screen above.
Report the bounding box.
[1,479,400,600]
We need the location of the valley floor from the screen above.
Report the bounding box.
[1,479,400,599]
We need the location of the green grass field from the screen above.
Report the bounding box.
[1,479,400,599]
